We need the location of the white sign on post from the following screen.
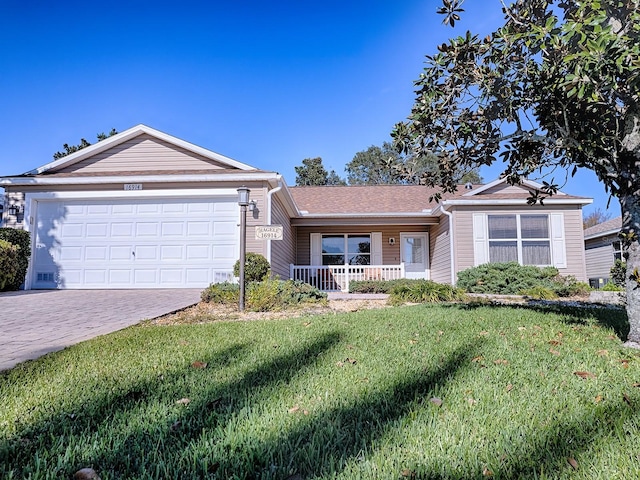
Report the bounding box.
[255,225,284,240]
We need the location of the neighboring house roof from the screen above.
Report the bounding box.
[584,216,622,240]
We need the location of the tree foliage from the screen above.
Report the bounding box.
[346,141,481,185]
[583,207,614,229]
[53,128,118,160]
[394,0,640,344]
[294,157,346,186]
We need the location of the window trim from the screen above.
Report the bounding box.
[473,212,566,268]
[320,233,372,266]
[487,214,552,266]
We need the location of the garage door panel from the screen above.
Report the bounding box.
[33,197,239,289]
[109,270,133,284]
[59,246,83,261]
[187,221,210,236]
[87,204,109,215]
[86,223,109,237]
[86,246,108,261]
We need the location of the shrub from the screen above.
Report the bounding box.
[201,282,239,304]
[456,262,588,297]
[0,228,31,290]
[457,262,558,295]
[520,285,558,300]
[610,259,626,287]
[0,239,19,291]
[200,279,327,312]
[602,281,624,292]
[248,279,327,311]
[233,253,270,282]
[349,279,424,294]
[389,280,466,305]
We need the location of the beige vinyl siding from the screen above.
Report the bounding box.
[585,234,619,280]
[430,216,452,284]
[585,245,614,280]
[295,226,427,265]
[269,195,296,279]
[453,205,587,281]
[245,187,268,259]
[56,134,232,173]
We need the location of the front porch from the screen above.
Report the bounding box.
[290,264,406,292]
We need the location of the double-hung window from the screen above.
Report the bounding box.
[487,214,551,265]
[321,234,371,265]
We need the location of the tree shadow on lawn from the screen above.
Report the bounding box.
[456,301,630,340]
[1,331,343,479]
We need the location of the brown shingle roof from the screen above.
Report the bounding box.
[289,184,470,215]
[584,216,622,238]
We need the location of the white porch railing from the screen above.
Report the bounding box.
[289,264,405,292]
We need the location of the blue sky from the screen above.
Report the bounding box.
[0,1,614,216]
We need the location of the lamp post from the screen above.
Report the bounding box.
[237,186,250,311]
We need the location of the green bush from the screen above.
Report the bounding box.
[233,252,270,282]
[610,259,626,287]
[602,281,624,292]
[349,279,425,294]
[201,282,239,304]
[520,285,558,300]
[0,228,31,290]
[0,239,19,291]
[456,262,589,297]
[389,280,466,305]
[200,279,327,311]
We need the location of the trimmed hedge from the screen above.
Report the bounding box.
[349,279,427,294]
[0,228,31,290]
[456,262,590,297]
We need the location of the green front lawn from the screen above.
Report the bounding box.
[1,304,639,479]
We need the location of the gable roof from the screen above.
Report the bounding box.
[584,216,622,240]
[291,181,591,217]
[25,124,256,175]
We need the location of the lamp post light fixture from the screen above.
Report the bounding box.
[237,186,251,311]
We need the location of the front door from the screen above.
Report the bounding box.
[400,233,429,279]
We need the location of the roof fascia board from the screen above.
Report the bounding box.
[584,228,620,240]
[1,172,279,186]
[291,216,439,227]
[463,177,566,197]
[443,198,592,206]
[27,124,255,175]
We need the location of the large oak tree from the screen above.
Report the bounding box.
[392,0,640,345]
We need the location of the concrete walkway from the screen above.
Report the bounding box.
[0,289,202,371]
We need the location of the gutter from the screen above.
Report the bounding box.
[265,179,283,265]
[0,172,280,186]
[440,202,457,285]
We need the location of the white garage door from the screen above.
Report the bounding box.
[32,197,239,289]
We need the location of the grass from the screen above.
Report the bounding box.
[0,303,639,479]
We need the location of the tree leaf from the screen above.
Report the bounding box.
[574,371,596,379]
[191,361,208,369]
[430,397,443,407]
[567,457,579,469]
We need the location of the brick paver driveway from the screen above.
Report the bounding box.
[0,289,202,371]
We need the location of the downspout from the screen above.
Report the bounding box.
[265,179,283,265]
[441,202,456,285]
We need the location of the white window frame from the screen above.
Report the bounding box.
[473,212,566,268]
[487,214,551,266]
[320,233,372,266]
